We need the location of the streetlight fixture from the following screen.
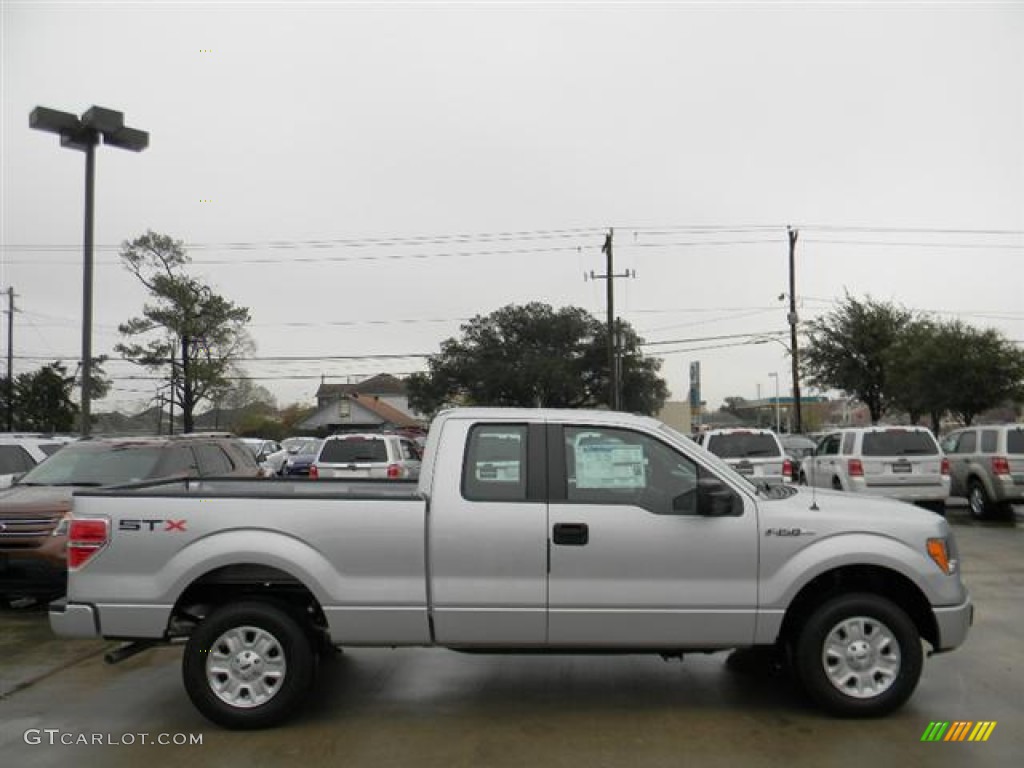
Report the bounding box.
[768,371,781,433]
[30,105,149,435]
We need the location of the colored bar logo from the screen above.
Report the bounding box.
[921,721,997,742]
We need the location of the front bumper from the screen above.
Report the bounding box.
[49,598,100,638]
[932,592,974,653]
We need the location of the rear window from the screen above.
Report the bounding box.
[1008,428,1024,454]
[319,437,389,463]
[705,433,781,459]
[862,430,938,457]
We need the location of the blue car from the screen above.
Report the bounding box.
[282,439,322,476]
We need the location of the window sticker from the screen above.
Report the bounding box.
[576,443,646,489]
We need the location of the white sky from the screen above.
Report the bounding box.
[2,1,1023,416]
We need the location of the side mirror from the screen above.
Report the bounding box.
[697,476,741,517]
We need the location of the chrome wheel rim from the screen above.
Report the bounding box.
[206,625,287,708]
[822,616,900,699]
[969,486,986,518]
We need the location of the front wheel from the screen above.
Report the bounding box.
[183,601,314,729]
[795,593,922,717]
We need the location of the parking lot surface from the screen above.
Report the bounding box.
[0,504,1020,768]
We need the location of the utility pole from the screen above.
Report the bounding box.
[787,226,803,434]
[4,287,13,431]
[587,229,635,410]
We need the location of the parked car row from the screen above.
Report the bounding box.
[694,424,1023,519]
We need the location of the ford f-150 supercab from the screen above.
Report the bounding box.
[49,408,973,729]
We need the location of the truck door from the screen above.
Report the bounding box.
[547,424,758,647]
[427,419,549,645]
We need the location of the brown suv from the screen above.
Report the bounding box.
[0,434,260,603]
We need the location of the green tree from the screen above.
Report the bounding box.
[802,295,913,424]
[930,320,1024,426]
[116,231,252,433]
[9,363,79,432]
[407,302,668,416]
[886,319,947,431]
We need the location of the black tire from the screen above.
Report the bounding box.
[831,477,843,492]
[798,471,807,486]
[183,601,314,729]
[794,593,922,718]
[967,479,991,521]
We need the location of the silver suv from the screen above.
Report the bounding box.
[694,428,791,485]
[803,426,949,512]
[941,424,1024,520]
[311,433,422,480]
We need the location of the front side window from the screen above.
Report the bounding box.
[565,426,707,515]
[462,424,527,501]
[956,431,977,454]
[818,434,841,456]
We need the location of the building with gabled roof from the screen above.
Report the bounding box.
[296,373,425,434]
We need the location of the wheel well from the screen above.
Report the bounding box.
[778,565,939,650]
[169,563,327,638]
[831,476,843,490]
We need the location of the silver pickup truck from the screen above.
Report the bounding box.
[50,408,972,729]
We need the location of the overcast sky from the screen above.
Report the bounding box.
[2,1,1022,418]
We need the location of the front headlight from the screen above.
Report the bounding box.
[927,538,958,575]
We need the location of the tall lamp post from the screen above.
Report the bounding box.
[768,371,781,432]
[29,106,148,436]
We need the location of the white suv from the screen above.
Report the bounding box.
[311,433,422,480]
[694,428,792,485]
[803,426,949,512]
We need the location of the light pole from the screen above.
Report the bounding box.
[30,106,148,436]
[768,372,781,432]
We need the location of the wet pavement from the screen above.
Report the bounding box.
[0,504,1020,768]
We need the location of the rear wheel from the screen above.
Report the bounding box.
[795,593,922,717]
[832,477,843,491]
[183,601,314,729]
[967,479,991,520]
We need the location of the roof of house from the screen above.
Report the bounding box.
[348,392,421,428]
[315,373,408,400]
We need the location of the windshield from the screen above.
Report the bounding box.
[18,444,167,486]
[658,424,759,494]
[706,432,782,458]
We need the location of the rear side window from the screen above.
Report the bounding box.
[980,430,997,453]
[1008,428,1024,454]
[195,444,234,475]
[320,437,389,463]
[0,445,37,474]
[39,443,67,457]
[462,425,527,502]
[705,433,781,459]
[842,432,856,455]
[862,430,938,456]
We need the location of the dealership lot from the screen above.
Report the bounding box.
[0,503,1020,768]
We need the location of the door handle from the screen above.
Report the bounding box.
[553,522,589,546]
